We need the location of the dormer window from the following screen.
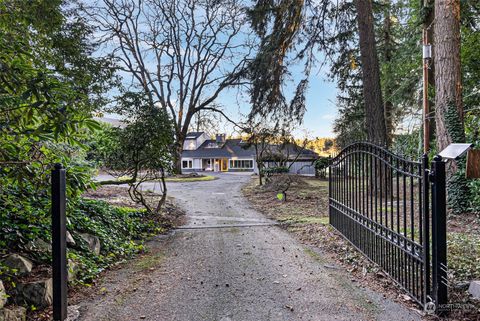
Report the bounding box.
[183,139,197,150]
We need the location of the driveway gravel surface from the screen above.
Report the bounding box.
[78,173,420,321]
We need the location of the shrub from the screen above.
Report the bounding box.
[0,192,164,284]
[314,157,330,178]
[260,166,289,176]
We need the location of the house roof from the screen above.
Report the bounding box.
[185,132,204,139]
[182,139,255,158]
[181,134,319,160]
[264,143,319,160]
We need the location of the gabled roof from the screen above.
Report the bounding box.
[182,138,318,160]
[182,139,255,158]
[185,132,204,139]
[265,143,318,159]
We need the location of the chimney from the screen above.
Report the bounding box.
[216,134,226,144]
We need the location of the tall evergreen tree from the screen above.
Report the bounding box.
[434,0,465,151]
[354,0,388,145]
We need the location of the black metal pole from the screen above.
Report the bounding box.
[430,155,447,311]
[52,163,67,321]
[328,157,332,222]
[422,154,431,304]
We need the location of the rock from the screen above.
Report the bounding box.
[0,281,6,309]
[24,238,51,253]
[66,231,76,246]
[15,279,52,309]
[66,305,81,321]
[468,280,480,299]
[0,306,27,321]
[79,233,101,255]
[453,281,470,291]
[68,259,79,282]
[2,254,33,276]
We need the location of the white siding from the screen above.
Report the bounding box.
[261,160,316,176]
[196,133,208,147]
[287,161,316,175]
[193,158,202,169]
[183,133,209,150]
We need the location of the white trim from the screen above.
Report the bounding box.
[229,158,254,169]
[181,158,194,169]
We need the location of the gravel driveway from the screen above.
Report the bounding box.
[78,173,420,321]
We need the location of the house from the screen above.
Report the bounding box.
[181,132,257,172]
[180,132,319,175]
[261,143,319,175]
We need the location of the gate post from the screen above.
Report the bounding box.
[328,158,332,221]
[430,155,447,311]
[52,164,67,321]
[422,154,430,304]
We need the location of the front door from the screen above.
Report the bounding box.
[221,158,228,171]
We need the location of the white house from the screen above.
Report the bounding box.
[181,132,319,175]
[181,132,258,172]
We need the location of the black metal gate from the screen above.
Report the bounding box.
[328,142,447,310]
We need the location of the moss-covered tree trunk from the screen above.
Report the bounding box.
[434,0,468,212]
[434,0,464,151]
[382,0,394,146]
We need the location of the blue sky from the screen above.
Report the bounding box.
[93,0,339,139]
[216,65,339,138]
[296,72,338,137]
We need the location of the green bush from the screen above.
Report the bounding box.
[0,191,165,284]
[448,232,480,281]
[67,199,165,283]
[314,157,330,178]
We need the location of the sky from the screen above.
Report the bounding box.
[213,63,339,138]
[290,71,338,138]
[106,68,339,139]
[94,0,340,139]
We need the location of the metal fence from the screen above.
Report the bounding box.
[328,142,447,310]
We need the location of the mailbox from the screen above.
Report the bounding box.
[437,143,479,179]
[438,143,473,160]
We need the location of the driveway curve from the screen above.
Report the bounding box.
[78,173,420,321]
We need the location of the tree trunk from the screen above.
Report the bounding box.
[174,138,184,175]
[382,1,394,145]
[434,0,465,152]
[434,0,468,213]
[258,161,265,186]
[154,168,168,214]
[355,0,388,146]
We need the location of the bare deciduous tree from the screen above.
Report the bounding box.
[87,0,254,172]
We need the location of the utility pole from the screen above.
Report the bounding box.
[422,0,434,154]
[423,29,432,154]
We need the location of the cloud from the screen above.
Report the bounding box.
[321,114,336,120]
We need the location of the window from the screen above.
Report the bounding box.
[182,160,193,169]
[229,159,253,169]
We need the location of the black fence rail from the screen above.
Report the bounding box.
[328,142,447,310]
